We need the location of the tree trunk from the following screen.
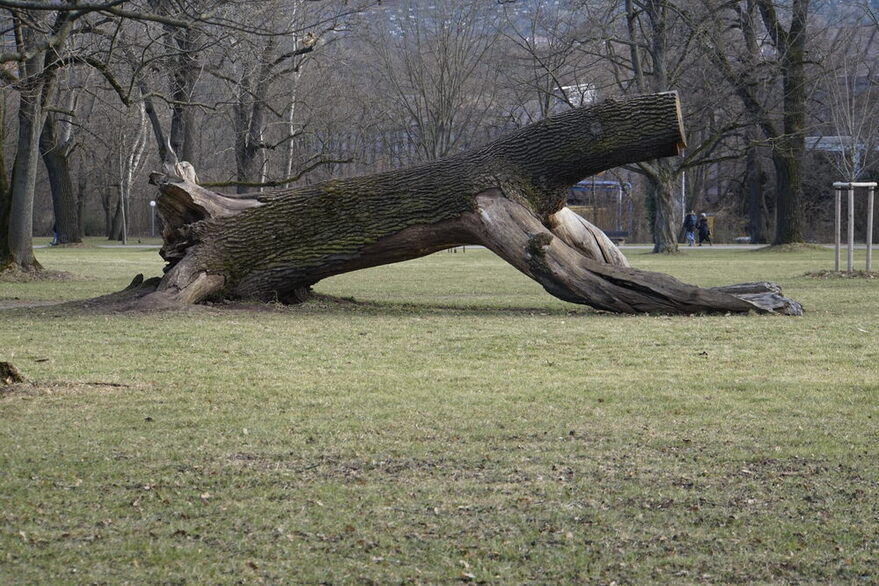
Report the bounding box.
[7,78,44,271]
[109,198,124,242]
[76,171,87,237]
[758,0,809,245]
[647,160,679,253]
[771,139,805,245]
[5,11,53,272]
[168,26,199,164]
[745,139,769,244]
[232,40,277,194]
[130,92,800,315]
[0,109,11,267]
[40,114,82,244]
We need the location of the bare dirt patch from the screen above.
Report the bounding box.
[0,299,67,310]
[0,381,133,399]
[804,269,879,279]
[0,268,84,283]
[754,243,827,253]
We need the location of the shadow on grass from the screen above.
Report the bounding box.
[218,293,599,319]
[1,380,133,400]
[750,243,827,253]
[0,290,599,319]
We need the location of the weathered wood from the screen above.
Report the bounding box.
[134,92,802,315]
[1,361,24,384]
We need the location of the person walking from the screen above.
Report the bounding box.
[697,213,712,246]
[683,210,697,246]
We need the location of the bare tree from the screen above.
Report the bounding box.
[113,104,150,243]
[5,9,54,271]
[583,0,738,252]
[39,67,81,245]
[696,0,814,245]
[739,0,773,243]
[0,1,198,271]
[364,0,501,162]
[496,0,596,125]
[815,24,879,181]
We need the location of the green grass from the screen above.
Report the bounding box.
[1,243,877,583]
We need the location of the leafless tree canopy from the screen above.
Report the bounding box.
[1,0,878,275]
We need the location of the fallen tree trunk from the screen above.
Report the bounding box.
[134,92,801,315]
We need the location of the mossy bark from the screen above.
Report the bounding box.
[137,92,802,315]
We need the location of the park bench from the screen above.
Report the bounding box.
[603,230,629,244]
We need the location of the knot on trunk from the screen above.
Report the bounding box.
[527,232,555,276]
[527,232,554,257]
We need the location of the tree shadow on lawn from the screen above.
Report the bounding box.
[1,380,134,399]
[1,273,600,319]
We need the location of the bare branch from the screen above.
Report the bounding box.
[271,43,314,67]
[201,158,353,188]
[0,0,125,10]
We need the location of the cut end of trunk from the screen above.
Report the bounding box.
[151,171,262,229]
[665,90,688,154]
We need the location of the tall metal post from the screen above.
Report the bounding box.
[681,169,686,222]
[848,186,855,273]
[835,187,841,272]
[868,186,875,272]
[832,181,877,273]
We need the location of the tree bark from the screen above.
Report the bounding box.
[40,114,82,244]
[745,138,769,244]
[5,10,47,271]
[132,92,801,315]
[756,0,809,245]
[109,198,124,242]
[167,25,199,164]
[0,108,11,267]
[76,171,87,237]
[8,74,44,271]
[646,159,679,253]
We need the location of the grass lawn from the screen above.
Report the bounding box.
[1,240,877,583]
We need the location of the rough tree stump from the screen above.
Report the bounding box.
[132,92,801,315]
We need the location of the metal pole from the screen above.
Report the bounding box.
[848,186,855,273]
[835,187,841,272]
[591,176,597,226]
[868,186,875,272]
[617,184,623,231]
[120,188,128,246]
[681,169,686,222]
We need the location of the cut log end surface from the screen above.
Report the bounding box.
[137,92,802,316]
